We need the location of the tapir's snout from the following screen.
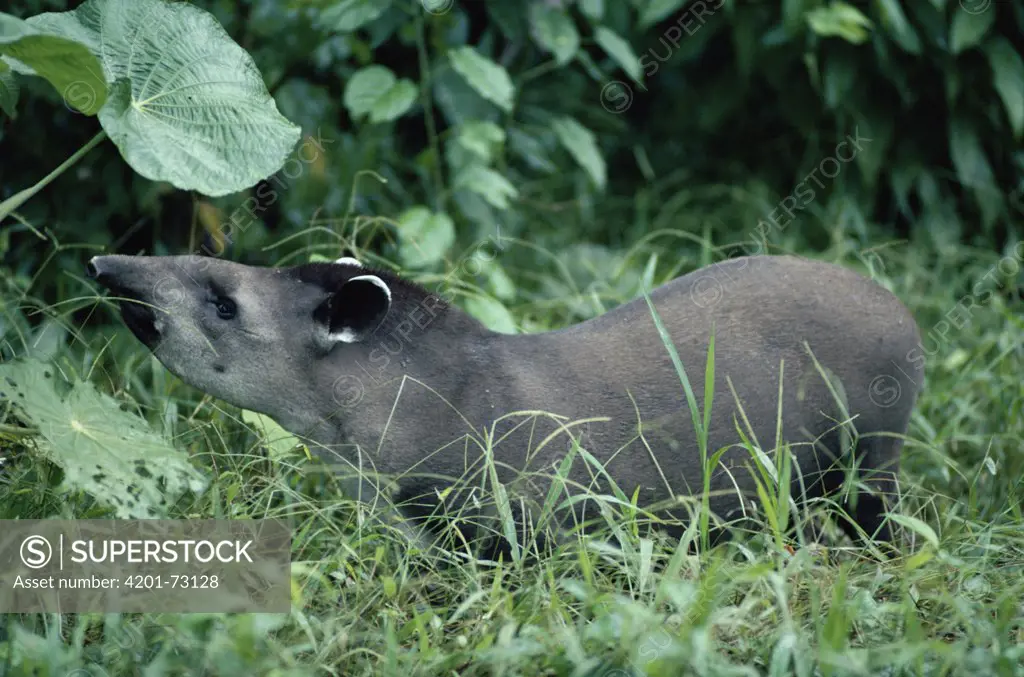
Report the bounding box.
[87,255,137,288]
[89,255,163,347]
[86,256,102,280]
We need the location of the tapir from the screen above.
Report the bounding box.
[87,253,923,555]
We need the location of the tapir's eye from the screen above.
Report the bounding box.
[213,296,237,320]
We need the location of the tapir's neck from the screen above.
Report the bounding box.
[301,298,500,467]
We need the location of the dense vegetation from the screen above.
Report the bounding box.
[1,0,1022,675]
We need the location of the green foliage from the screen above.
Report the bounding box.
[0,358,207,518]
[0,11,106,115]
[1,0,300,226]
[1,0,1023,675]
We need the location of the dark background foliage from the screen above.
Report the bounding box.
[3,0,1022,284]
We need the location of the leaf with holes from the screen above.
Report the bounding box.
[22,0,300,197]
[0,359,208,518]
[0,11,105,115]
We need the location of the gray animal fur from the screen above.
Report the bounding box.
[88,253,923,554]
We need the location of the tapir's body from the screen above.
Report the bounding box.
[88,253,923,551]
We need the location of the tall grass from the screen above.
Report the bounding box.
[1,223,1022,677]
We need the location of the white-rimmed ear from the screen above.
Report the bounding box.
[314,274,391,344]
[334,256,363,267]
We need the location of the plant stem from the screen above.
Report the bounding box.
[0,129,108,225]
[415,11,446,212]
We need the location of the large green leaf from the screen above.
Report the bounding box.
[449,46,515,113]
[0,60,18,117]
[25,0,300,197]
[0,12,106,115]
[552,116,606,190]
[984,38,1024,139]
[949,5,995,54]
[0,359,208,518]
[529,4,579,66]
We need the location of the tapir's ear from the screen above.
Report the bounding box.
[334,256,362,267]
[314,275,391,343]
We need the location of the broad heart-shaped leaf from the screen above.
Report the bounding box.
[0,12,106,115]
[0,60,18,117]
[985,38,1024,139]
[552,116,607,190]
[949,4,994,54]
[528,4,579,66]
[25,0,300,197]
[397,206,456,268]
[0,359,208,518]
[448,46,515,113]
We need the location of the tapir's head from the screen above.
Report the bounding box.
[87,254,392,431]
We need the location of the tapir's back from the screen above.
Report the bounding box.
[499,255,923,528]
